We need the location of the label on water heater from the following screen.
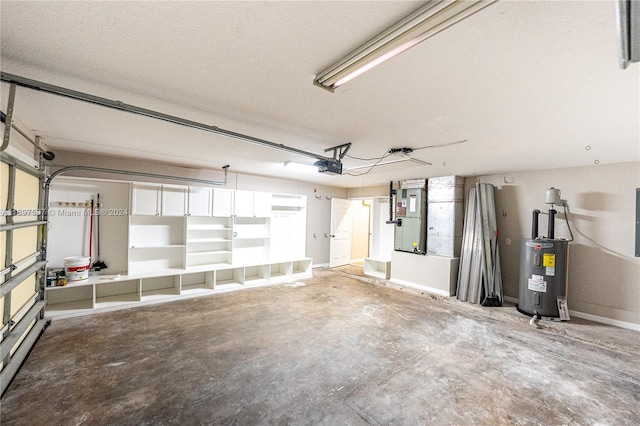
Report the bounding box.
[543,254,556,276]
[543,253,556,267]
[528,275,547,292]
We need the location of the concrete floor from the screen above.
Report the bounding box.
[2,268,639,425]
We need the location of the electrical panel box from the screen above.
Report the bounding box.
[394,179,427,254]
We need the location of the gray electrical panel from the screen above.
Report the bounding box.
[394,179,427,254]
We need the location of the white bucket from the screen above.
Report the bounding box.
[64,256,91,282]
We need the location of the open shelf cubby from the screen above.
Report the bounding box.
[46,283,94,311]
[181,271,214,294]
[364,258,391,280]
[244,264,270,285]
[95,279,141,305]
[215,268,244,286]
[129,215,185,247]
[292,259,312,276]
[141,275,180,297]
[270,261,292,278]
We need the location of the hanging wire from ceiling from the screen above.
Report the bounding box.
[412,139,467,151]
[343,140,467,176]
[343,149,394,176]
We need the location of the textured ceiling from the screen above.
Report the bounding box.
[1,0,638,188]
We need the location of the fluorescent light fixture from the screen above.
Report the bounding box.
[284,161,318,173]
[616,0,640,69]
[314,0,496,91]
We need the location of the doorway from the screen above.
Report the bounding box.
[330,198,393,276]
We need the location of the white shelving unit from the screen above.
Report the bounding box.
[46,180,312,318]
[45,257,314,317]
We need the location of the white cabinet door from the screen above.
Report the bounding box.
[212,188,234,217]
[161,185,187,216]
[253,191,272,217]
[131,183,161,216]
[234,190,254,217]
[188,187,212,217]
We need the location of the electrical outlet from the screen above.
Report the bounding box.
[505,238,512,246]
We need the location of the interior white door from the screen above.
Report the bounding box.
[329,198,352,268]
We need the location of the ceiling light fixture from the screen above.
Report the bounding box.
[314,0,496,92]
[283,161,318,173]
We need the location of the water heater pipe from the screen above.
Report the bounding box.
[531,209,541,239]
[548,209,557,239]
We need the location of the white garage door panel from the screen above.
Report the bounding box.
[1,149,48,396]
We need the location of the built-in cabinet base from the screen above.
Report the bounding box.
[389,251,459,297]
[363,257,391,279]
[46,258,313,319]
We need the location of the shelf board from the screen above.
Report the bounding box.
[187,225,232,231]
[45,280,93,290]
[142,288,180,297]
[182,283,213,293]
[95,293,140,305]
[47,299,94,311]
[130,245,186,249]
[187,250,232,256]
[187,238,232,243]
[244,277,269,285]
[216,279,243,287]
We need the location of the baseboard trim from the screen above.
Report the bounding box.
[313,263,329,269]
[389,278,451,297]
[568,310,640,332]
[500,296,640,331]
